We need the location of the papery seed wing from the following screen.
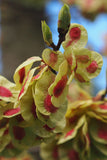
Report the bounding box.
[0,75,18,102]
[48,60,68,107]
[42,48,65,72]
[62,23,88,49]
[13,57,41,89]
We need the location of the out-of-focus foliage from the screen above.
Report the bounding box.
[102,33,107,57]
[0,152,33,160]
[61,0,107,20]
[2,0,50,10]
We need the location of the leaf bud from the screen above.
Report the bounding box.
[58,4,71,34]
[41,21,53,46]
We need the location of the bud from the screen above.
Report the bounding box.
[41,21,53,46]
[58,4,71,34]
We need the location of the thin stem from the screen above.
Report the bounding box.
[50,26,70,51]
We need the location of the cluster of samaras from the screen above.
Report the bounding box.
[0,4,105,160]
[61,0,107,19]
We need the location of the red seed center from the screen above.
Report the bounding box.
[44,94,58,113]
[31,101,37,119]
[53,75,67,97]
[68,149,80,160]
[52,147,59,160]
[13,126,25,140]
[4,108,20,116]
[19,67,25,84]
[0,86,12,97]
[76,55,90,63]
[50,52,57,66]
[75,73,86,83]
[70,27,81,40]
[86,61,98,73]
[98,127,107,140]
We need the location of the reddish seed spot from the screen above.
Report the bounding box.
[31,101,37,119]
[86,61,98,73]
[76,55,90,63]
[66,27,81,47]
[93,95,102,101]
[32,74,40,81]
[66,40,74,47]
[18,71,30,99]
[68,149,80,160]
[40,64,47,70]
[13,126,25,140]
[69,116,78,123]
[98,127,107,140]
[4,128,9,135]
[74,61,77,72]
[16,115,24,122]
[44,94,58,113]
[4,107,20,116]
[75,73,86,83]
[65,129,74,138]
[78,93,84,100]
[43,124,55,132]
[99,5,106,12]
[53,75,67,97]
[0,86,12,97]
[19,67,25,84]
[6,142,14,149]
[52,147,59,160]
[85,0,93,8]
[99,103,107,110]
[70,27,81,40]
[49,52,58,67]
[18,86,24,98]
[67,57,73,65]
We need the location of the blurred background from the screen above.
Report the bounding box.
[0,0,107,95]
